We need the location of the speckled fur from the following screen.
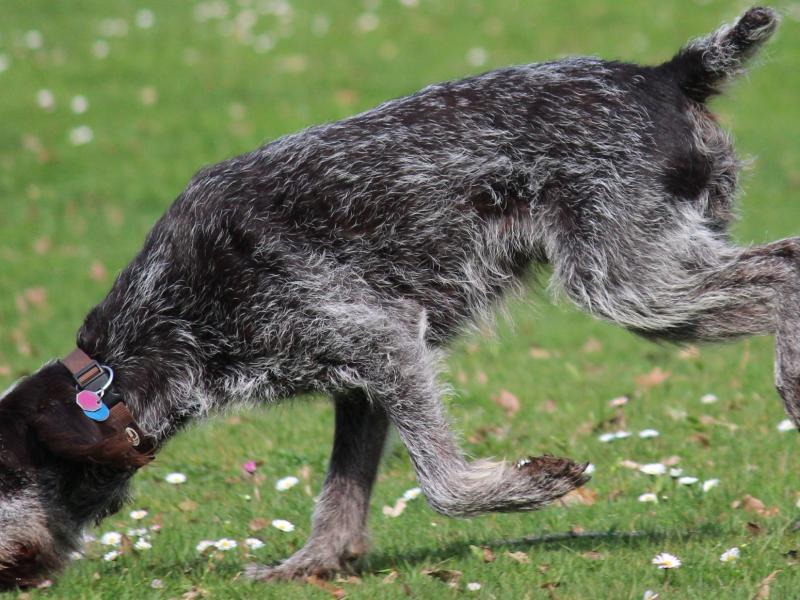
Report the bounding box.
[1,7,795,587]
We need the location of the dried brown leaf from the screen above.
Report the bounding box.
[505,551,530,564]
[582,337,602,353]
[752,570,781,600]
[491,389,520,418]
[307,575,346,599]
[559,487,597,506]
[529,346,551,359]
[249,518,268,532]
[178,499,198,512]
[421,568,462,588]
[381,570,399,584]
[634,367,671,390]
[746,521,763,536]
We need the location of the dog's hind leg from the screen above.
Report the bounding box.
[246,390,389,580]
[317,302,590,518]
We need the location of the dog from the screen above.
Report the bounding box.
[0,6,793,588]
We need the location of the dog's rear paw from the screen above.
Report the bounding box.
[515,454,591,503]
[245,549,359,582]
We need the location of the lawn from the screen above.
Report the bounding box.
[1,1,800,598]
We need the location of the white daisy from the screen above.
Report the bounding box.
[100,532,122,546]
[36,89,55,110]
[196,540,215,553]
[356,13,380,32]
[639,429,660,439]
[702,479,719,492]
[651,552,681,569]
[272,519,295,532]
[92,40,110,59]
[24,30,43,50]
[103,550,119,562]
[165,472,187,484]
[129,509,148,520]
[700,393,718,404]
[68,551,83,560]
[777,419,796,432]
[598,432,616,443]
[720,547,740,563]
[134,539,152,551]
[467,582,482,591]
[68,125,93,146]
[402,487,422,501]
[639,463,667,476]
[638,492,658,503]
[677,476,698,486]
[215,538,237,551]
[466,47,488,67]
[71,95,89,114]
[669,468,683,478]
[275,476,299,491]
[135,9,155,29]
[643,591,659,600]
[245,538,264,550]
[127,528,148,538]
[614,431,632,440]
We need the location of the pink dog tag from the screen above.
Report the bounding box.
[76,389,103,412]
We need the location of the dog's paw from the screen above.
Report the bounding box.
[514,454,591,501]
[245,550,357,582]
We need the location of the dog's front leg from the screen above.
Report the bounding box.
[246,390,388,581]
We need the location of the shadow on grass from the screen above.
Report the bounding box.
[364,523,724,573]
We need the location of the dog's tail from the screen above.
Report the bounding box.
[661,6,780,103]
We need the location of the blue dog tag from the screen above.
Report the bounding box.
[83,402,110,422]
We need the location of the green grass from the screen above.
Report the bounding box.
[1,1,800,598]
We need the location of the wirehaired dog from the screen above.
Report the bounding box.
[0,6,793,588]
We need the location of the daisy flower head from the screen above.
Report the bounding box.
[643,591,659,600]
[677,476,698,486]
[127,528,148,538]
[165,472,187,484]
[275,476,299,491]
[638,492,658,503]
[214,538,237,551]
[134,539,152,551]
[702,479,719,492]
[652,552,681,569]
[245,538,264,550]
[639,463,667,476]
[103,550,120,562]
[272,519,295,532]
[467,582,482,591]
[700,393,718,405]
[100,532,122,546]
[129,509,148,520]
[68,125,93,146]
[402,487,422,501]
[196,540,215,553]
[639,429,659,439]
[669,468,683,478]
[720,547,740,563]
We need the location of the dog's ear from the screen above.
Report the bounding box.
[30,399,149,469]
[14,363,148,470]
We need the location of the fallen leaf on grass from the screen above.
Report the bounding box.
[752,570,781,599]
[634,367,670,390]
[421,568,462,588]
[249,518,268,532]
[381,570,399,584]
[620,459,641,470]
[178,499,198,512]
[491,389,520,418]
[467,425,507,444]
[735,495,780,518]
[690,433,711,448]
[382,498,407,518]
[529,346,551,359]
[559,487,597,506]
[582,338,602,353]
[182,586,210,600]
[541,581,561,599]
[307,575,346,599]
[746,521,763,537]
[505,551,530,564]
[469,545,496,562]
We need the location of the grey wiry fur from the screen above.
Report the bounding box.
[0,6,795,587]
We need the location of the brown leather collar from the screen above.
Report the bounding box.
[61,348,155,463]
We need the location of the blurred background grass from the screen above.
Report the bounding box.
[1,1,800,598]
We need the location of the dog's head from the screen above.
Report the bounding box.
[0,363,145,589]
